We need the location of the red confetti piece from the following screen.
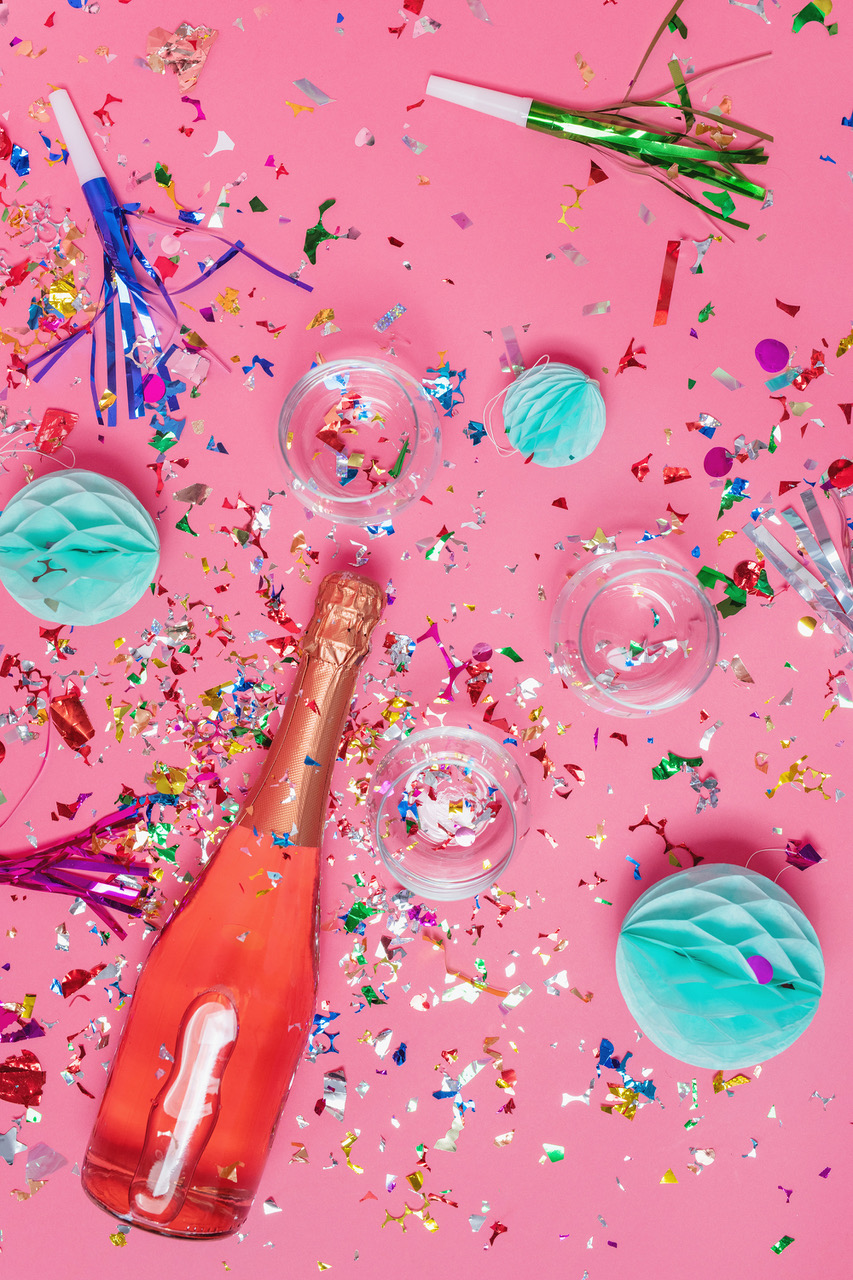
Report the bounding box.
[36,407,78,455]
[653,239,680,326]
[552,497,568,509]
[93,94,123,128]
[50,683,95,757]
[828,458,853,489]
[775,298,801,316]
[61,964,106,998]
[617,337,647,374]
[0,1050,46,1106]
[839,404,852,424]
[632,452,652,481]
[663,466,691,483]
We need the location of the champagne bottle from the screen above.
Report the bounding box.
[81,571,385,1237]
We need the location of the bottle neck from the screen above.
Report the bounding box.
[241,648,359,846]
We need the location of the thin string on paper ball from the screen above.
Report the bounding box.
[484,356,606,468]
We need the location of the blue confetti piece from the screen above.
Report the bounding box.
[626,856,642,881]
[691,546,701,557]
[392,1042,407,1065]
[9,144,29,177]
[819,155,836,163]
[241,354,275,376]
[464,420,486,444]
[843,111,853,127]
[304,755,321,767]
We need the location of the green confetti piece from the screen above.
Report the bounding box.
[249,196,268,212]
[542,1144,565,1163]
[652,751,704,780]
[688,378,696,389]
[388,438,409,479]
[344,901,376,934]
[154,162,172,188]
[149,431,177,453]
[303,197,339,265]
[360,984,386,1006]
[175,511,197,536]
[498,646,523,663]
[702,189,736,221]
[771,1235,795,1255]
[697,301,715,323]
[792,1,828,31]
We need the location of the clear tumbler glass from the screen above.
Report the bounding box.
[368,727,529,900]
[278,357,441,525]
[551,550,719,717]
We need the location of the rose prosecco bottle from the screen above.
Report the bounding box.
[81,572,385,1237]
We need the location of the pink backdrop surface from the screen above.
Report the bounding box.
[1,0,851,1276]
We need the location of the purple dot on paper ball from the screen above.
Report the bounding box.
[143,375,166,404]
[747,954,773,984]
[703,446,733,477]
[754,338,789,373]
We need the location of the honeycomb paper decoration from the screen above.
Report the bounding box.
[502,361,605,468]
[0,469,160,625]
[615,863,824,1068]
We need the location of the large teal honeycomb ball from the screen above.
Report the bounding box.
[502,361,605,467]
[616,864,824,1068]
[0,469,160,625]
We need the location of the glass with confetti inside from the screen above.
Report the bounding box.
[551,551,719,716]
[279,357,441,524]
[368,727,529,899]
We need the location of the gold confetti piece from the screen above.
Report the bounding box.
[307,307,336,329]
[797,615,817,635]
[574,51,596,89]
[21,993,36,1020]
[108,1232,128,1247]
[341,1130,364,1173]
[712,1070,751,1093]
[98,389,117,411]
[215,287,241,314]
[406,1170,424,1189]
[586,821,606,849]
[660,1168,679,1184]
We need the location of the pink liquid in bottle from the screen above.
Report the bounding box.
[81,572,384,1236]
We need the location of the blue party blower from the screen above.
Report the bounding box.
[28,89,311,425]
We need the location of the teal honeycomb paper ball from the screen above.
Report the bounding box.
[615,864,824,1068]
[503,361,605,467]
[0,469,160,625]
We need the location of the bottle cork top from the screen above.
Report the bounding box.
[303,572,385,663]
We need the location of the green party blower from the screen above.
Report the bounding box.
[426,74,770,230]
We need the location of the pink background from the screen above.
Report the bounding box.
[1,0,851,1275]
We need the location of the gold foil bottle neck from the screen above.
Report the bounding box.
[243,572,385,839]
[302,571,386,668]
